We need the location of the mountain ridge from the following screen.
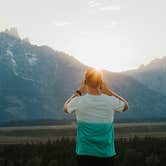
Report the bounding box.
[123,56,166,95]
[0,31,166,122]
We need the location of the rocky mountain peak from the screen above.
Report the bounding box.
[4,27,20,38]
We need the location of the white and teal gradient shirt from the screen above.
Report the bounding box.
[67,93,125,157]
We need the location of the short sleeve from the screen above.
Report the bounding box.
[66,97,80,114]
[112,96,125,113]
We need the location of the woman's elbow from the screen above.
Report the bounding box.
[123,102,129,112]
[63,105,68,113]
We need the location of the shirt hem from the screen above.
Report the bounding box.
[76,151,116,158]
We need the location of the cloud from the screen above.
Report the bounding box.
[87,1,120,11]
[88,0,97,5]
[100,5,120,11]
[52,21,71,27]
[88,0,101,8]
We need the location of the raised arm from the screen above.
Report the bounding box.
[63,80,87,113]
[100,81,128,112]
[64,93,80,113]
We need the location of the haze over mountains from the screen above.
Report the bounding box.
[123,57,166,96]
[0,28,166,122]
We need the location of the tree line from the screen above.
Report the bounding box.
[0,137,165,166]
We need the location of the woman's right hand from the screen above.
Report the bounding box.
[100,81,113,95]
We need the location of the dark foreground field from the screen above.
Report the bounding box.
[0,137,165,166]
[0,122,165,165]
[0,122,165,144]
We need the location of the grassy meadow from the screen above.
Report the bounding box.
[0,122,165,144]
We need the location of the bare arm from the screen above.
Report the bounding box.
[63,93,79,113]
[100,81,128,112]
[63,80,87,113]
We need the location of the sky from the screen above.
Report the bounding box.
[0,0,166,72]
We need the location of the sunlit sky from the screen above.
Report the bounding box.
[0,0,166,72]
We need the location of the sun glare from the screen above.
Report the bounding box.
[65,31,132,72]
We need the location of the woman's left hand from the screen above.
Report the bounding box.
[79,80,87,95]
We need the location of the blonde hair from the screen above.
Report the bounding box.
[84,67,103,88]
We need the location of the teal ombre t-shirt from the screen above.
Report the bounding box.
[67,93,125,157]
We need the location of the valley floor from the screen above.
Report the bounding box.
[0,122,165,144]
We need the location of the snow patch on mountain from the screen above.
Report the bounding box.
[25,53,38,65]
[6,49,16,66]
[5,48,19,76]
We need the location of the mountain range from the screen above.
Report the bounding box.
[123,57,166,96]
[0,28,166,122]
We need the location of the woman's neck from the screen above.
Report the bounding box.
[87,86,101,96]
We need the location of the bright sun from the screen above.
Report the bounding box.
[65,31,133,72]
